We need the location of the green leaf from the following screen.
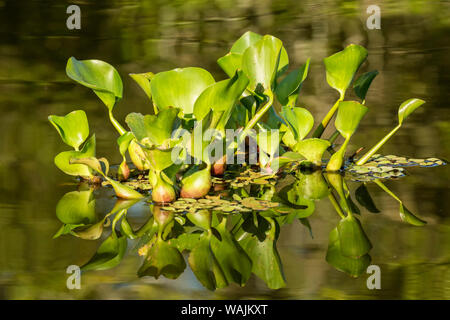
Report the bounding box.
[355,184,380,213]
[353,70,378,101]
[280,106,314,142]
[292,138,331,166]
[125,108,180,146]
[230,31,263,54]
[186,209,212,231]
[193,70,249,121]
[117,132,134,158]
[54,134,96,177]
[326,228,371,278]
[241,35,289,91]
[337,215,372,258]
[238,217,286,289]
[150,67,215,116]
[398,98,425,125]
[275,59,310,106]
[66,57,123,110]
[293,171,330,201]
[55,189,96,225]
[324,44,368,97]
[399,204,426,226]
[48,110,89,150]
[217,31,263,77]
[335,101,368,139]
[81,233,127,271]
[138,239,186,279]
[129,72,154,101]
[210,220,252,286]
[188,235,228,290]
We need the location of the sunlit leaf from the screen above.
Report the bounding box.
[54,134,96,177]
[55,189,96,225]
[129,72,154,101]
[66,57,123,110]
[324,44,368,97]
[335,101,368,139]
[48,110,89,150]
[280,106,314,142]
[150,67,215,116]
[241,35,289,91]
[398,98,425,125]
[194,70,249,121]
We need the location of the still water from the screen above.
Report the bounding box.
[0,0,449,299]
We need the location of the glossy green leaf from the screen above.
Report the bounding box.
[150,67,215,116]
[188,235,228,290]
[194,70,249,121]
[125,108,180,146]
[326,228,371,278]
[81,233,127,271]
[398,98,426,125]
[210,220,252,286]
[399,204,427,226]
[129,72,154,101]
[66,57,123,110]
[275,59,310,106]
[138,239,186,279]
[280,106,314,142]
[353,70,378,101]
[238,218,286,289]
[337,215,372,258]
[241,35,289,91]
[335,101,368,139]
[324,44,368,97]
[54,134,96,177]
[292,138,331,166]
[48,110,89,150]
[55,189,96,225]
[217,31,263,77]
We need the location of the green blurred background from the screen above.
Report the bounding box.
[0,0,449,299]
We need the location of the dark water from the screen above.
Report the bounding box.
[0,0,449,299]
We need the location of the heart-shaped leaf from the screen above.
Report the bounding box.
[241,35,289,91]
[54,134,96,177]
[150,67,215,116]
[292,138,331,166]
[55,189,96,225]
[280,106,314,142]
[66,57,123,110]
[194,70,249,121]
[125,108,180,146]
[335,101,368,139]
[324,44,368,98]
[217,31,263,77]
[48,110,89,150]
[138,239,186,279]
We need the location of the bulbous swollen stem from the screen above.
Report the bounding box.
[180,164,212,199]
[151,171,176,203]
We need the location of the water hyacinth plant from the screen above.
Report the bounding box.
[49,31,444,202]
[48,31,447,290]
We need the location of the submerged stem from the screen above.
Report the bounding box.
[328,193,346,219]
[356,125,401,165]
